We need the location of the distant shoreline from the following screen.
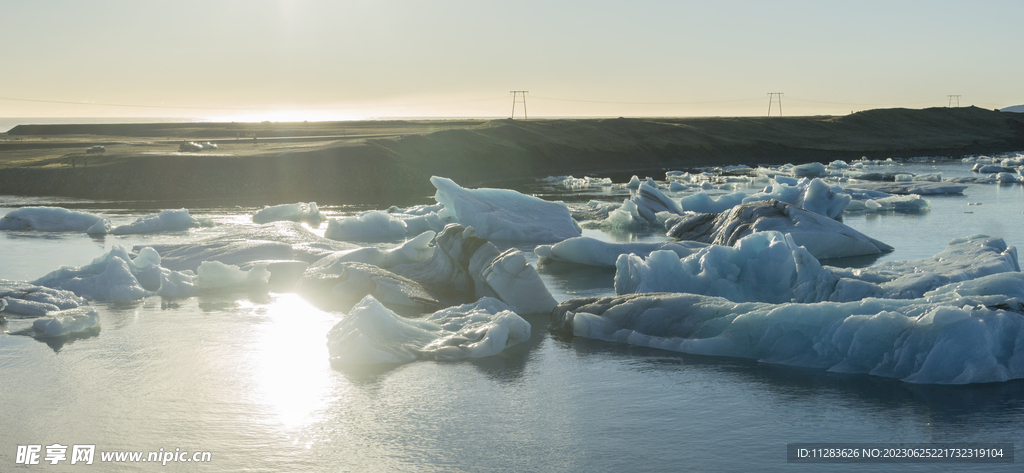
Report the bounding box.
[2,107,1023,206]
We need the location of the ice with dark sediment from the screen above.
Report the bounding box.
[253,202,324,225]
[551,271,1024,384]
[390,224,557,314]
[615,232,1018,304]
[111,209,212,235]
[32,307,100,338]
[0,282,86,315]
[536,237,708,268]
[326,295,530,364]
[431,176,581,242]
[665,199,893,259]
[0,206,108,232]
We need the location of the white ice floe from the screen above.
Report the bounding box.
[325,210,409,241]
[253,202,324,225]
[431,176,581,242]
[536,237,708,268]
[195,261,270,290]
[552,271,1024,384]
[0,282,86,315]
[0,207,106,232]
[615,233,1018,304]
[147,221,356,272]
[327,295,530,364]
[307,231,437,273]
[666,200,892,259]
[38,256,152,302]
[32,307,100,338]
[844,194,930,213]
[112,209,211,235]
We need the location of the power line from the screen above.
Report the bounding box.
[528,95,761,104]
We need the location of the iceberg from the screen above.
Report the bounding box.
[666,200,893,259]
[327,295,530,364]
[306,231,436,273]
[325,210,409,241]
[0,282,86,315]
[32,307,100,338]
[615,233,1017,304]
[195,261,270,290]
[38,256,151,302]
[431,176,581,242]
[391,224,557,314]
[846,182,967,195]
[298,261,444,313]
[0,207,105,232]
[536,237,708,268]
[145,221,356,272]
[112,209,210,235]
[551,272,1024,384]
[253,202,324,225]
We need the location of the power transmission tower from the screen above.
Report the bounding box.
[510,91,528,119]
[947,95,961,107]
[767,92,784,117]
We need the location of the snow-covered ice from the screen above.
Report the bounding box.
[432,176,581,242]
[112,209,210,235]
[0,207,106,232]
[253,202,324,225]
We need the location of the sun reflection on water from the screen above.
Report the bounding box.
[245,293,346,431]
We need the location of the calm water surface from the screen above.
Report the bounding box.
[2,159,1023,471]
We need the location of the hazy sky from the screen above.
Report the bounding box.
[2,0,1021,120]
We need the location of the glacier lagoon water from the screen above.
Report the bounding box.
[2,159,1024,471]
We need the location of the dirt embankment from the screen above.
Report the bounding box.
[2,107,1023,205]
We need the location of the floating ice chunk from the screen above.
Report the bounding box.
[86,218,112,235]
[253,202,323,225]
[745,178,850,219]
[328,262,443,313]
[615,232,802,303]
[847,182,967,195]
[304,231,437,274]
[325,211,408,241]
[791,162,827,177]
[666,200,892,259]
[536,237,708,267]
[326,295,530,364]
[668,182,689,192]
[195,261,270,290]
[0,282,86,315]
[829,160,850,169]
[0,207,104,232]
[972,163,1015,174]
[34,245,163,292]
[41,257,152,302]
[616,233,1017,305]
[600,200,649,230]
[894,174,914,182]
[633,182,683,219]
[539,175,612,189]
[32,307,100,338]
[996,172,1022,183]
[551,273,1024,384]
[147,221,356,272]
[568,200,621,221]
[480,249,558,314]
[392,224,557,314]
[680,192,748,214]
[156,269,197,298]
[431,176,581,242]
[844,194,930,213]
[112,209,209,235]
[627,175,642,189]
